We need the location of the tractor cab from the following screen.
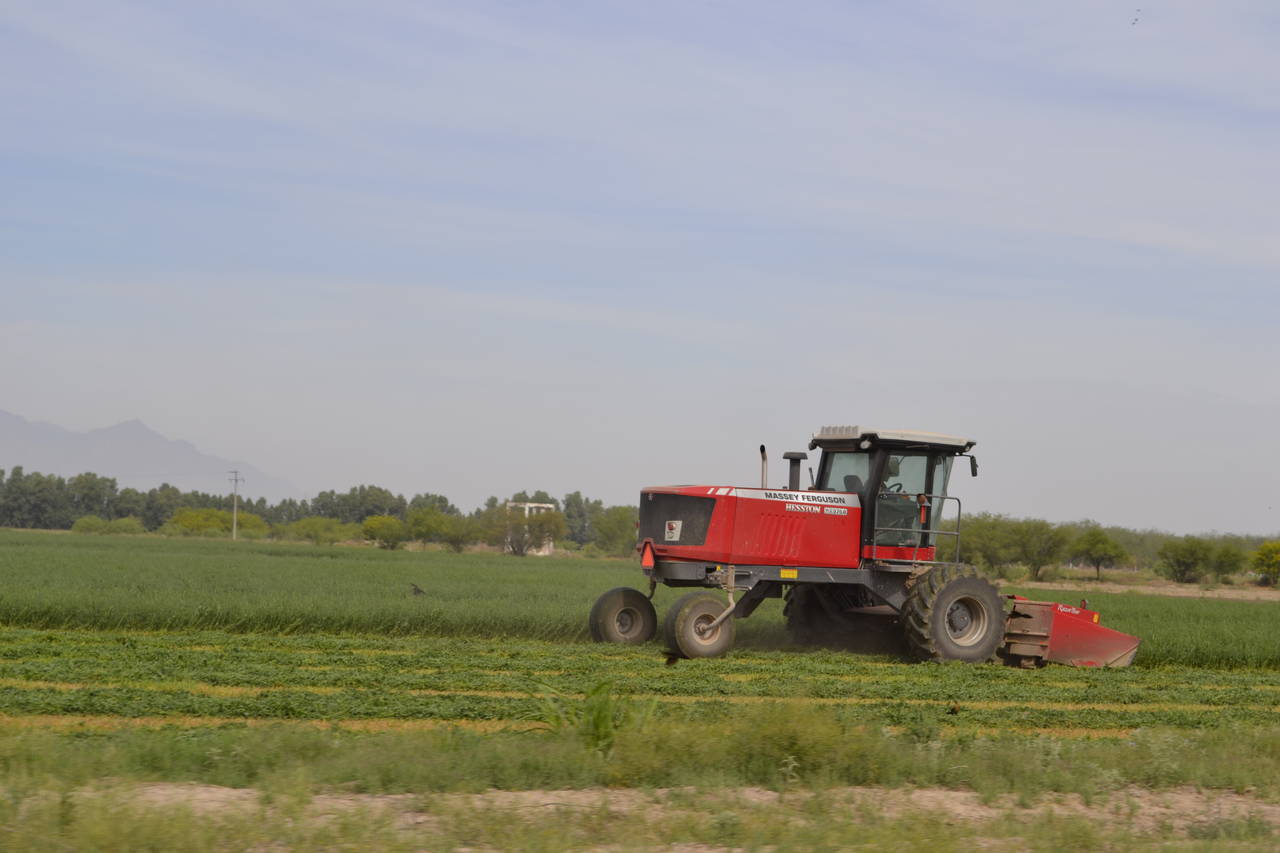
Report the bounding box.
[809,426,976,564]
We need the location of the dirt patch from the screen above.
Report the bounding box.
[1017,579,1280,602]
[0,713,543,733]
[105,782,1280,838]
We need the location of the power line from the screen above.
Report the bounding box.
[228,470,244,540]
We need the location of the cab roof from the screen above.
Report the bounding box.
[809,425,975,453]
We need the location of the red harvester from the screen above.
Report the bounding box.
[589,426,1140,666]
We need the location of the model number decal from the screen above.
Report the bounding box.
[823,506,848,516]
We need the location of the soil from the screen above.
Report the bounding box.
[107,782,1280,841]
[1017,578,1280,602]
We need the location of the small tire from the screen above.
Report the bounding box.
[589,587,657,644]
[664,592,735,659]
[902,566,1005,663]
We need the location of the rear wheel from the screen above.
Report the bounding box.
[664,592,735,659]
[589,587,657,644]
[902,566,1004,662]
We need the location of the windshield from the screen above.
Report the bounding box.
[820,452,872,492]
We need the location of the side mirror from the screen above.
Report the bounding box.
[969,456,979,477]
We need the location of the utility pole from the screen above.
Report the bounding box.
[228,470,242,540]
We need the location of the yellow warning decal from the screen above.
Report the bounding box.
[780,569,798,579]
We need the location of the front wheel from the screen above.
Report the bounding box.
[664,592,735,659]
[901,566,1004,662]
[589,587,657,644]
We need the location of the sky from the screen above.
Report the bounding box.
[2,0,1277,534]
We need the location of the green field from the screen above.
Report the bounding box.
[2,531,1277,668]
[1,530,1278,850]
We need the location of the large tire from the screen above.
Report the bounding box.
[902,566,1005,663]
[589,587,657,644]
[664,592,735,659]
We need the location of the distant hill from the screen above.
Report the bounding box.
[0,410,297,500]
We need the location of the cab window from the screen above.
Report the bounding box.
[881,454,929,495]
[820,452,871,493]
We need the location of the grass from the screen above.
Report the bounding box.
[1,527,1279,846]
[2,530,1278,668]
[0,529,678,640]
[9,780,1266,853]
[0,709,1277,798]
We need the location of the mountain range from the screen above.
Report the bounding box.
[0,410,297,500]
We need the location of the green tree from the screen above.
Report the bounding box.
[312,486,407,524]
[592,505,638,557]
[490,503,568,556]
[524,509,568,555]
[1068,526,1128,581]
[562,491,603,545]
[1208,543,1246,580]
[1007,519,1071,581]
[1156,536,1213,583]
[409,493,459,515]
[113,488,146,520]
[511,490,560,511]
[407,506,450,546]
[957,512,1015,571]
[0,467,75,529]
[67,473,118,519]
[362,515,408,550]
[1250,541,1280,586]
[438,514,480,553]
[142,484,183,530]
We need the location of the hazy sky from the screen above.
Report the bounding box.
[3,1,1278,534]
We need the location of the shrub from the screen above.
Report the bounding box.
[288,516,358,546]
[1251,541,1280,586]
[1156,536,1213,583]
[362,515,408,550]
[161,508,268,538]
[104,516,146,535]
[71,515,108,534]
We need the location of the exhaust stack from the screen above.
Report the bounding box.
[759,445,767,488]
[783,452,808,490]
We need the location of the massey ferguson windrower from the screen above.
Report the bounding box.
[589,426,1140,667]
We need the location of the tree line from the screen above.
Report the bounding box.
[1,465,1276,578]
[954,513,1277,586]
[0,467,637,556]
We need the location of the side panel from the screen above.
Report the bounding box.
[727,488,861,568]
[643,486,862,568]
[643,486,739,564]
